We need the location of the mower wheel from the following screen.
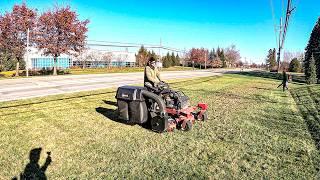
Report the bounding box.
[151,116,168,133]
[183,120,192,131]
[201,111,208,121]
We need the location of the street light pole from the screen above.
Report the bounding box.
[26,28,30,77]
[205,51,207,69]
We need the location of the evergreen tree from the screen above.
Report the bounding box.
[304,17,320,79]
[209,48,215,60]
[148,50,157,60]
[216,47,227,68]
[175,54,180,66]
[171,52,176,66]
[166,52,171,66]
[216,47,221,59]
[162,52,172,68]
[162,56,169,68]
[219,49,226,68]
[266,48,277,70]
[289,58,301,72]
[306,54,317,84]
[212,47,222,68]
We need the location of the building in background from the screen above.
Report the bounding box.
[24,48,72,70]
[24,47,136,70]
[72,49,136,68]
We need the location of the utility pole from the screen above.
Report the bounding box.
[276,0,295,72]
[183,47,186,67]
[277,18,283,71]
[204,51,207,69]
[26,28,30,77]
[158,38,162,68]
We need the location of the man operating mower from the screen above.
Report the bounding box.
[144,57,164,90]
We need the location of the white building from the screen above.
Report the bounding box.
[72,49,136,68]
[24,47,72,70]
[24,47,136,70]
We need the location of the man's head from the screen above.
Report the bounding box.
[148,57,156,69]
[29,148,42,163]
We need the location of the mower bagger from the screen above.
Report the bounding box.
[115,82,208,133]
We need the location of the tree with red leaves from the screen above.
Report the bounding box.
[36,6,89,75]
[189,48,208,69]
[0,3,37,76]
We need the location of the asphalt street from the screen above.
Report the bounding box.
[0,69,244,102]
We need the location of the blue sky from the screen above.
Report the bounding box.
[1,0,319,63]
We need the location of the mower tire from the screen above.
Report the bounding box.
[151,115,168,133]
[182,120,192,131]
[201,111,208,121]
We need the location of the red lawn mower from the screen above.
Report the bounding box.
[115,82,208,133]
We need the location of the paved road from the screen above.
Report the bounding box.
[0,69,243,102]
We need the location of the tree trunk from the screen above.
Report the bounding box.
[15,61,20,77]
[53,56,57,76]
[82,60,86,69]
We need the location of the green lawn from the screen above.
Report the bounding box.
[68,66,193,75]
[0,66,193,79]
[290,85,320,153]
[0,74,319,179]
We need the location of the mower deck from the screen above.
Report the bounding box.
[115,85,209,133]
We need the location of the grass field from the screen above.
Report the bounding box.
[0,74,319,179]
[68,66,193,75]
[0,66,193,79]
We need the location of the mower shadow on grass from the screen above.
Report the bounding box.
[102,100,117,106]
[95,106,152,131]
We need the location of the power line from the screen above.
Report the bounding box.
[269,0,279,48]
[86,42,186,53]
[87,40,159,47]
[275,0,296,71]
[85,48,136,53]
[87,43,159,48]
[280,0,295,49]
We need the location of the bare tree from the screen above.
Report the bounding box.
[78,50,96,68]
[282,50,304,71]
[225,45,241,68]
[116,53,127,69]
[283,50,304,62]
[102,52,113,69]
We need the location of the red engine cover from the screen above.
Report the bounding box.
[197,103,208,110]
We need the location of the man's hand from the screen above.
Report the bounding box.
[158,81,169,90]
[45,152,52,165]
